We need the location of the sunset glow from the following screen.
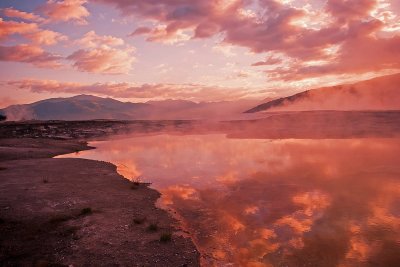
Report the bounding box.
[1,0,400,106]
[1,2,400,266]
[59,135,400,266]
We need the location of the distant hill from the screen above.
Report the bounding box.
[0,95,151,121]
[0,95,260,121]
[245,73,400,113]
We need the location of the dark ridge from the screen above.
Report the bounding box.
[244,91,310,113]
[244,72,400,113]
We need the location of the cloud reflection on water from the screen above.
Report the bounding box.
[64,135,400,266]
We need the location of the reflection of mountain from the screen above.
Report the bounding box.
[0,95,260,121]
[245,73,400,113]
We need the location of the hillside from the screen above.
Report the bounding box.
[245,73,400,113]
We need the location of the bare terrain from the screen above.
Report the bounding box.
[0,120,195,140]
[0,110,399,266]
[0,137,199,266]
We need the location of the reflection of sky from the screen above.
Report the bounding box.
[61,135,400,266]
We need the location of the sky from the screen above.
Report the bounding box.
[0,0,399,106]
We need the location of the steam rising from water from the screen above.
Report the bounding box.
[247,73,400,113]
[60,135,400,266]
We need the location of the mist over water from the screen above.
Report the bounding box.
[61,134,400,266]
[3,0,400,265]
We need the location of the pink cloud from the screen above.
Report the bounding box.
[272,23,400,80]
[1,7,44,22]
[0,16,66,68]
[25,29,68,46]
[40,0,89,25]
[8,79,254,101]
[0,18,37,40]
[95,0,400,79]
[129,27,152,36]
[0,44,62,68]
[67,47,135,74]
[252,57,283,66]
[194,22,220,38]
[130,24,192,44]
[0,20,134,73]
[77,30,125,48]
[326,0,377,23]
[95,0,306,53]
[67,31,135,74]
[0,18,67,45]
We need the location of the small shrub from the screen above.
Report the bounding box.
[58,226,79,237]
[42,178,49,183]
[130,184,139,190]
[133,217,146,225]
[160,232,172,242]
[35,260,50,267]
[0,167,7,171]
[80,207,92,216]
[130,179,141,190]
[147,223,158,232]
[0,218,4,224]
[49,214,73,224]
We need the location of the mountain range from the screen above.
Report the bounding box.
[1,73,399,121]
[0,95,260,121]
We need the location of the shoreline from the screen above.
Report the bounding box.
[0,138,200,266]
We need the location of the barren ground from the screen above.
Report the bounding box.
[0,138,199,266]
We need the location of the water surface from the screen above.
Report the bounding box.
[60,134,400,266]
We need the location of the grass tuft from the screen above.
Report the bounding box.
[133,217,146,225]
[35,260,50,267]
[58,226,79,237]
[130,179,141,190]
[80,207,92,216]
[147,223,158,232]
[130,184,139,190]
[131,177,142,190]
[49,214,73,224]
[160,232,172,242]
[42,178,49,184]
